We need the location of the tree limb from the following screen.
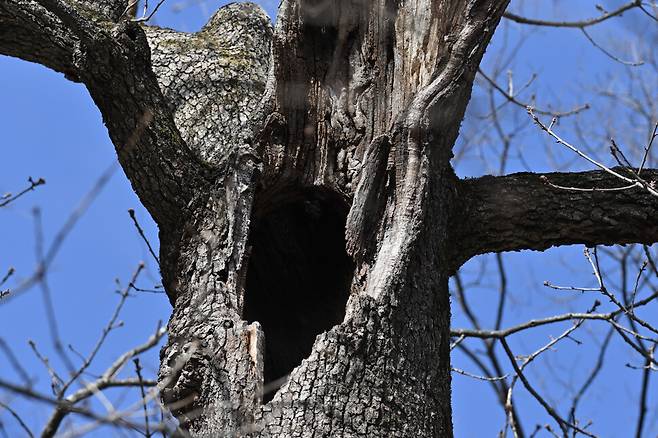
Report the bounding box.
[0,0,213,230]
[454,169,658,265]
[0,0,80,79]
[503,0,641,28]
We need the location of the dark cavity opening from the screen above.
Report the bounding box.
[244,188,354,402]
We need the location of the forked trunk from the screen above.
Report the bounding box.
[6,0,657,435]
[157,1,508,435]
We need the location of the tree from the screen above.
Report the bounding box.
[1,0,657,436]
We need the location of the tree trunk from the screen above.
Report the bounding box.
[3,0,658,436]
[157,1,509,435]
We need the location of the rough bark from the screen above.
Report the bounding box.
[454,169,658,269]
[2,0,658,437]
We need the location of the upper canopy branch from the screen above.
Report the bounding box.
[0,0,214,230]
[453,169,658,269]
[0,0,79,77]
[503,0,642,28]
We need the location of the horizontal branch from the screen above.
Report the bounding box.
[503,0,641,28]
[454,169,658,264]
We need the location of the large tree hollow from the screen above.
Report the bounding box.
[244,189,354,402]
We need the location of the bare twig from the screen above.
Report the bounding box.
[58,263,146,396]
[500,328,596,438]
[40,323,165,437]
[128,209,160,268]
[132,0,167,22]
[33,207,76,374]
[0,401,33,438]
[0,376,155,433]
[452,366,508,381]
[635,348,653,438]
[453,267,526,437]
[530,109,658,197]
[129,284,165,294]
[133,358,151,438]
[0,338,32,385]
[580,28,643,66]
[452,308,604,339]
[27,340,64,395]
[494,253,507,331]
[586,248,658,337]
[0,177,45,208]
[568,328,614,430]
[638,122,658,174]
[0,268,14,289]
[638,3,658,21]
[539,176,637,193]
[2,162,119,302]
[479,69,589,117]
[543,281,600,292]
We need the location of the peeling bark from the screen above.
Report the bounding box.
[2,0,657,436]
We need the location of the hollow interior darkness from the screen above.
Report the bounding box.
[244,190,354,400]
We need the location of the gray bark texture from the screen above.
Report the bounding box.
[2,0,657,436]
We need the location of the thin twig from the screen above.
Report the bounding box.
[129,284,165,294]
[638,122,658,174]
[27,340,64,395]
[133,0,167,22]
[543,281,600,292]
[634,349,652,438]
[630,260,648,312]
[33,207,76,374]
[128,209,160,268]
[540,176,637,193]
[58,263,146,396]
[3,162,119,302]
[0,177,45,208]
[479,69,589,117]
[580,28,643,66]
[587,248,658,337]
[568,328,614,429]
[133,358,151,438]
[500,330,596,438]
[0,268,13,288]
[0,401,33,438]
[0,338,32,385]
[530,109,658,197]
[40,323,165,437]
[494,253,507,331]
[452,366,508,381]
[638,4,658,21]
[0,376,155,434]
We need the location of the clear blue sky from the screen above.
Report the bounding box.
[1,1,655,436]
